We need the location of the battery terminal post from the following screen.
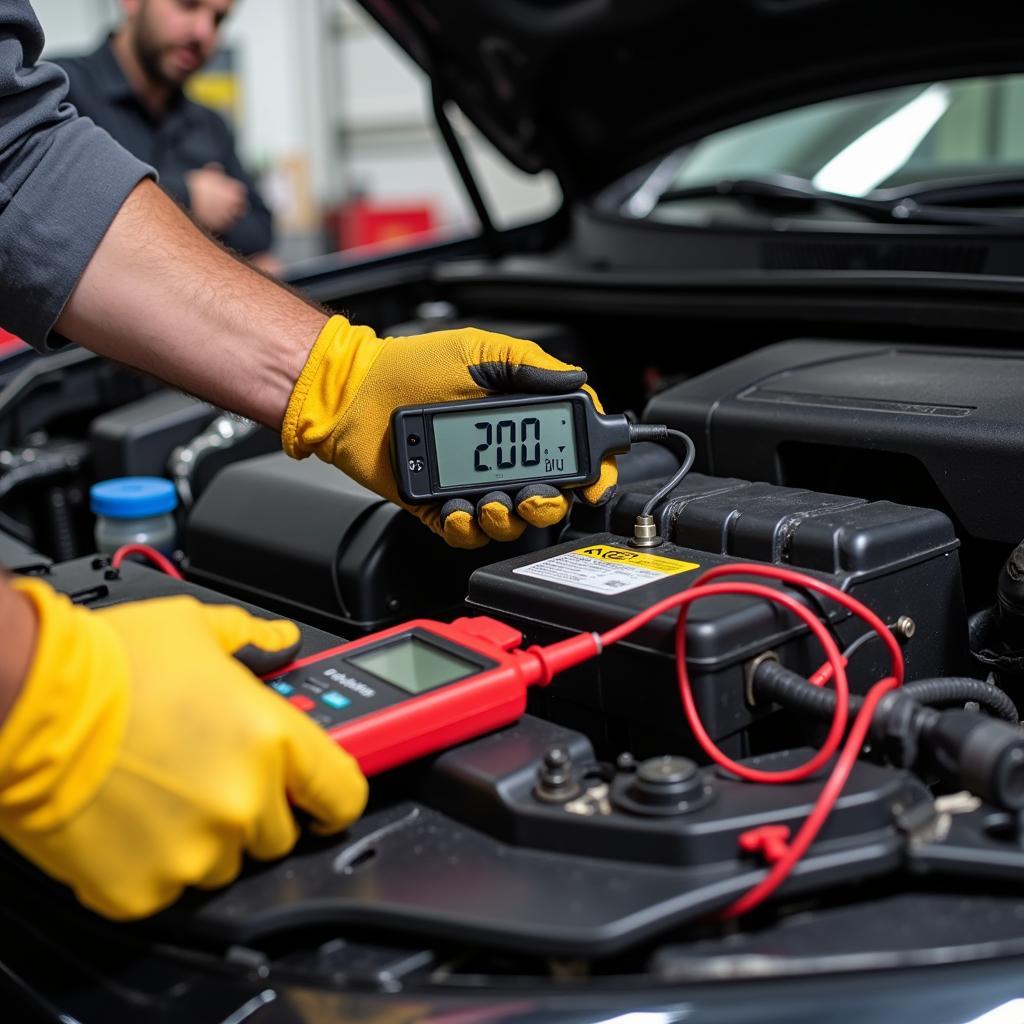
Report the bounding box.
[632,514,662,548]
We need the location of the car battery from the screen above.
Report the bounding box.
[469,473,967,760]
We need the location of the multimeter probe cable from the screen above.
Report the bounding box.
[628,424,698,518]
[624,424,697,547]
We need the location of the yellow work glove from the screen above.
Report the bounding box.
[0,579,367,920]
[282,316,618,549]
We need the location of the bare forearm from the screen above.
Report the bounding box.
[56,181,327,429]
[0,576,37,725]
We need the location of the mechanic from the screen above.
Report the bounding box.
[53,0,278,271]
[0,0,617,921]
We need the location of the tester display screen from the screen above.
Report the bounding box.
[431,401,579,488]
[346,636,480,694]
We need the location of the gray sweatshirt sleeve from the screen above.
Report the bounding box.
[0,1,153,349]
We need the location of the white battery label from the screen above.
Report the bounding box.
[513,544,700,595]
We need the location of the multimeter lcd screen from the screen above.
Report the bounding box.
[346,636,480,694]
[431,401,579,488]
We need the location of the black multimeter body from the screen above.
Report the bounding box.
[392,391,631,505]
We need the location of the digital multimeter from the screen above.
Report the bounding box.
[391,391,633,505]
[264,616,599,775]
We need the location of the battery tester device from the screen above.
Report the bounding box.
[392,391,635,505]
[263,616,600,777]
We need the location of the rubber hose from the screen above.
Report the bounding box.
[902,677,1019,725]
[46,486,77,563]
[754,660,839,720]
[753,661,1019,725]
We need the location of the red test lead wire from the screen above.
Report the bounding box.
[721,674,899,918]
[674,563,904,778]
[110,543,184,580]
[596,561,905,917]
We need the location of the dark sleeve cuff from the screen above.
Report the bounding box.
[0,118,153,350]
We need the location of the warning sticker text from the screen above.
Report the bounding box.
[513,544,699,595]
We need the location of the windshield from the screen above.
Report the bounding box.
[628,75,1024,220]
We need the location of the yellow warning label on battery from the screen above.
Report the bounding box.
[514,544,700,594]
[572,545,699,575]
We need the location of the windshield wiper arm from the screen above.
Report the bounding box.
[876,174,1024,207]
[655,173,1024,229]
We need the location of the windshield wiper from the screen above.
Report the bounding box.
[654,173,1024,229]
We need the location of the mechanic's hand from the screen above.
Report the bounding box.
[185,163,249,234]
[281,316,618,548]
[0,580,367,920]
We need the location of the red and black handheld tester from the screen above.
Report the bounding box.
[264,617,599,775]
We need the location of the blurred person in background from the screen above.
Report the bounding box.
[54,0,280,273]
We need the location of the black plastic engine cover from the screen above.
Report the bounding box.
[90,390,218,480]
[644,338,1024,545]
[183,452,554,636]
[0,529,49,572]
[161,716,927,958]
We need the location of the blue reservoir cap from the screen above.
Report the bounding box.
[90,477,178,519]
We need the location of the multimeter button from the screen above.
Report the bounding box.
[322,691,351,710]
[270,680,294,696]
[451,616,523,652]
[289,694,316,712]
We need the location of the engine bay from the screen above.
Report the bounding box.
[5,316,1024,1015]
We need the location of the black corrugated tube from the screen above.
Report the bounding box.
[753,660,1019,726]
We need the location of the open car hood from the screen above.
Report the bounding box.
[357,0,1024,198]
